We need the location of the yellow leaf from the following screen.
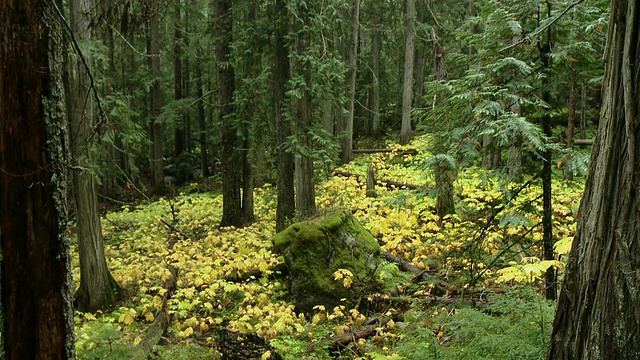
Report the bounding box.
[145,312,155,322]
[261,351,272,360]
[123,312,135,326]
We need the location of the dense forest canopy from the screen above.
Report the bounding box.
[0,0,623,359]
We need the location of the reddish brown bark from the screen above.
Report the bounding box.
[0,1,75,358]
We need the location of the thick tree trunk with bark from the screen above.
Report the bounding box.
[67,0,120,313]
[0,1,76,357]
[400,0,415,145]
[547,0,640,358]
[215,0,243,227]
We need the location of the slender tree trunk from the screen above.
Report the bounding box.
[370,5,381,137]
[100,0,117,196]
[292,1,316,218]
[548,1,640,358]
[67,0,120,313]
[216,0,242,227]
[322,93,334,135]
[539,2,556,301]
[192,0,208,178]
[412,3,426,114]
[173,1,184,162]
[0,1,76,357]
[564,77,577,180]
[241,1,260,224]
[432,29,455,218]
[195,44,209,177]
[242,133,255,223]
[149,0,164,192]
[507,35,522,181]
[400,0,415,145]
[183,5,191,154]
[274,0,295,232]
[340,0,360,164]
[481,134,501,169]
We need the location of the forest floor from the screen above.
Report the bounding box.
[73,136,585,359]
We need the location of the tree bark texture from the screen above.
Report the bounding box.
[0,1,76,358]
[273,0,295,232]
[68,0,120,313]
[400,0,415,145]
[547,0,640,358]
[215,0,242,227]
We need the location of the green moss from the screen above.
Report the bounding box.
[273,211,381,313]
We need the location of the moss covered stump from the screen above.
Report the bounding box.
[272,210,380,313]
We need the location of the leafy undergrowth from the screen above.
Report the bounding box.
[73,136,584,359]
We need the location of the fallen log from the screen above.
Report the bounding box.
[381,252,506,298]
[332,170,422,190]
[573,138,594,146]
[130,265,177,359]
[309,315,391,351]
[381,252,450,296]
[352,148,418,155]
[130,225,181,359]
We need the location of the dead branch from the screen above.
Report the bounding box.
[160,218,190,241]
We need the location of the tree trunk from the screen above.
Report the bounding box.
[242,128,255,224]
[432,29,454,218]
[370,3,381,137]
[67,0,120,313]
[547,1,640,358]
[292,2,316,218]
[273,0,295,232]
[481,134,501,170]
[340,0,360,164]
[400,0,415,145]
[149,0,164,192]
[273,0,296,232]
[0,1,76,357]
[195,43,209,178]
[240,1,259,224]
[538,2,556,301]
[215,0,243,227]
[173,1,184,162]
[412,3,426,114]
[564,77,577,180]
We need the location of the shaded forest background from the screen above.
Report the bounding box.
[3,0,615,359]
